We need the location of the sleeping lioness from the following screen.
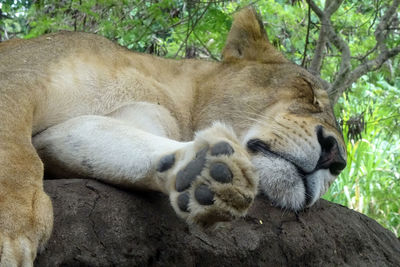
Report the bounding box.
[0,7,346,266]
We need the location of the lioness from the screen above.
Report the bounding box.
[0,7,346,265]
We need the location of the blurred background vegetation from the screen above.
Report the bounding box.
[1,0,399,236]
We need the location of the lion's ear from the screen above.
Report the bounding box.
[222,7,288,63]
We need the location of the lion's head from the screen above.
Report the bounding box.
[195,7,347,211]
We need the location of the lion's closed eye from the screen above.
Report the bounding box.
[296,78,324,112]
[287,81,322,114]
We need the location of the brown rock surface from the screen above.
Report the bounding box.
[35,179,400,266]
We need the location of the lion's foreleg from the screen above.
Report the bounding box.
[33,114,187,193]
[0,90,53,266]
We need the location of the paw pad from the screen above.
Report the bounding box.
[209,162,233,183]
[175,147,208,192]
[177,192,190,212]
[157,154,175,172]
[194,184,214,205]
[211,141,234,156]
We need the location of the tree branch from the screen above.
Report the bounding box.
[173,2,211,58]
[374,0,399,50]
[330,0,400,102]
[308,22,328,75]
[307,0,345,76]
[301,3,311,67]
[306,0,323,18]
[311,1,352,99]
[331,44,400,102]
[306,0,400,103]
[306,0,324,75]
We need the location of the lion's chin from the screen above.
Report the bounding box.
[252,154,335,211]
[304,169,334,207]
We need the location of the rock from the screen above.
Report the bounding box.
[35,179,400,266]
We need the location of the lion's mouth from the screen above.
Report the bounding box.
[247,139,309,175]
[246,138,314,206]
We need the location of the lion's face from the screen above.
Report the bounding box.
[197,8,347,211]
[240,64,347,211]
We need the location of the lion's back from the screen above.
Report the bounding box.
[0,31,124,73]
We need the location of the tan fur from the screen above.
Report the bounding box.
[0,7,345,264]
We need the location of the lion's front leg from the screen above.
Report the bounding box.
[33,114,187,192]
[33,109,258,226]
[0,141,53,267]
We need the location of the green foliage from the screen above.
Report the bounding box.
[23,0,184,53]
[324,70,400,237]
[3,0,236,57]
[1,0,399,236]
[0,0,31,40]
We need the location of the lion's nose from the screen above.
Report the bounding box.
[316,126,346,175]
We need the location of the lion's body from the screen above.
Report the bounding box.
[0,8,346,265]
[1,31,210,138]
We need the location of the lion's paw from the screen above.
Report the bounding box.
[157,123,258,226]
[0,188,53,267]
[0,235,37,267]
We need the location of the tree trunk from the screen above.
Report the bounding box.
[35,179,400,266]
